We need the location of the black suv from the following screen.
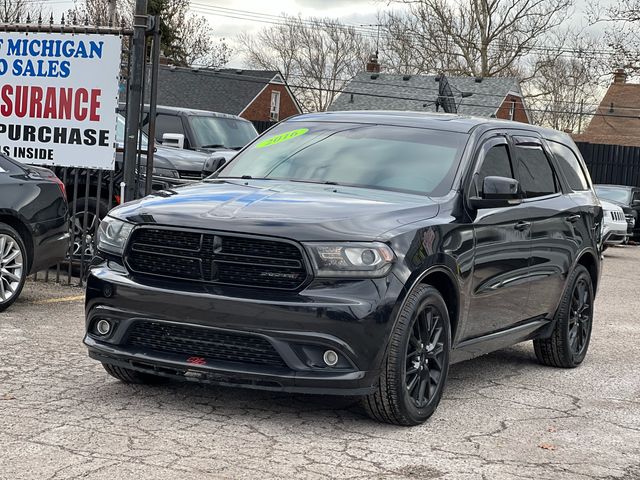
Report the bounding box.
[594,184,640,239]
[85,112,601,425]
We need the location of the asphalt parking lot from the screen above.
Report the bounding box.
[1,249,639,480]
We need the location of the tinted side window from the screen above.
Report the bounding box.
[155,114,185,143]
[548,141,589,191]
[478,144,513,195]
[515,146,558,198]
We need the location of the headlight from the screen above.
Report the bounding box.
[139,165,179,179]
[96,216,134,256]
[304,242,395,278]
[153,167,179,178]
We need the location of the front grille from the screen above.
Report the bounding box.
[126,227,308,290]
[611,211,624,221]
[126,321,287,368]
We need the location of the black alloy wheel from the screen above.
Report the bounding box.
[405,305,446,409]
[568,277,592,357]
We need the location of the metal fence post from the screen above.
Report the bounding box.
[123,0,148,202]
[145,16,160,195]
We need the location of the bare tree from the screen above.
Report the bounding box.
[380,0,573,78]
[240,16,374,112]
[523,32,605,132]
[69,0,230,67]
[588,0,640,74]
[1,0,43,22]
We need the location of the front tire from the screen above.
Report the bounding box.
[533,265,594,368]
[363,284,451,426]
[0,223,28,312]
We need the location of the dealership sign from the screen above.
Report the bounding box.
[0,32,121,170]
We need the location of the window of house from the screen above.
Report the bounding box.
[477,144,514,195]
[515,145,558,198]
[270,91,281,121]
[547,141,590,191]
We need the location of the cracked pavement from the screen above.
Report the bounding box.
[1,247,639,480]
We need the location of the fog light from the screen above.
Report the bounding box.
[323,350,339,367]
[96,319,111,335]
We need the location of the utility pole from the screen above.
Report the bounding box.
[107,0,117,25]
[122,0,148,202]
[578,99,585,134]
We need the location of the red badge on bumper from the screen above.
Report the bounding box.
[187,356,207,365]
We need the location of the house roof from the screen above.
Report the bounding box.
[329,72,523,118]
[575,82,640,147]
[154,66,282,116]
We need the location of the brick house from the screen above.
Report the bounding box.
[329,69,530,123]
[573,70,640,147]
[155,66,302,125]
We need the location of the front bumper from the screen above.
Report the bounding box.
[602,219,629,246]
[85,261,404,395]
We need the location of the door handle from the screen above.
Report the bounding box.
[566,214,581,223]
[514,221,531,231]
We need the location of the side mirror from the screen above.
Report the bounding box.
[632,199,640,207]
[202,156,227,178]
[469,176,522,209]
[162,133,185,149]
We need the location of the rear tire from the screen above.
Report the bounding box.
[363,284,451,426]
[533,265,594,368]
[102,363,167,385]
[0,223,28,312]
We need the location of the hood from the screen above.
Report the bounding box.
[154,145,212,172]
[112,180,440,241]
[196,147,240,161]
[600,198,633,215]
[600,199,623,213]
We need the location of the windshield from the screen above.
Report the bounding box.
[595,186,631,204]
[217,122,468,196]
[116,114,148,149]
[190,116,258,149]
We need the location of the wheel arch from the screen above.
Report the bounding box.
[575,249,599,293]
[397,264,461,343]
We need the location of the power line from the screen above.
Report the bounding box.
[162,66,640,119]
[191,3,634,60]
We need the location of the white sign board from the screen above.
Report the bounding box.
[0,32,122,170]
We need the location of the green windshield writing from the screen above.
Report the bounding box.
[255,128,309,148]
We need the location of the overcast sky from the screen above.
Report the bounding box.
[48,0,604,68]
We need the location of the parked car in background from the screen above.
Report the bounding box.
[141,105,259,167]
[594,184,639,240]
[0,156,69,311]
[85,112,601,426]
[600,200,630,249]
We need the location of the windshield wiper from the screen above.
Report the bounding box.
[200,144,226,149]
[290,179,341,186]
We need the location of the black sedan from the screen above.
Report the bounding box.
[0,155,69,311]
